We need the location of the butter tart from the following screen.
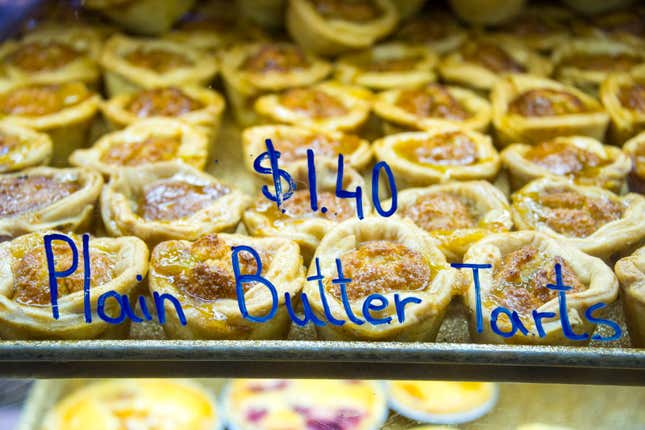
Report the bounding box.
[511,177,645,260]
[101,162,251,246]
[0,28,100,87]
[389,181,513,261]
[335,43,437,91]
[286,0,399,56]
[70,118,209,175]
[373,83,492,133]
[149,233,304,340]
[0,167,102,237]
[501,136,632,192]
[238,0,286,30]
[101,85,226,139]
[462,231,619,345]
[623,131,645,193]
[305,217,459,341]
[372,125,500,187]
[0,81,100,166]
[615,245,645,347]
[243,158,369,262]
[242,125,372,173]
[42,379,220,430]
[573,9,645,49]
[100,34,218,97]
[601,72,645,144]
[224,379,388,430]
[220,42,331,126]
[84,0,196,36]
[254,81,372,132]
[439,36,551,91]
[492,6,571,52]
[0,121,52,173]
[0,231,148,339]
[553,39,645,95]
[393,12,468,55]
[491,74,610,146]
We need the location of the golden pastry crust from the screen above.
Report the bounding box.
[501,136,632,192]
[0,231,147,339]
[0,81,100,166]
[335,43,437,91]
[491,74,610,146]
[393,12,468,54]
[462,231,619,345]
[254,81,372,132]
[0,27,101,87]
[388,181,513,261]
[511,177,645,260]
[100,85,226,138]
[491,6,571,52]
[101,162,252,246]
[243,158,369,262]
[84,0,196,36]
[439,36,552,91]
[70,118,209,175]
[372,125,500,187]
[0,167,103,237]
[286,0,399,55]
[149,233,304,340]
[242,124,372,173]
[220,42,332,126]
[0,121,52,172]
[42,379,220,430]
[552,39,645,94]
[305,217,458,341]
[623,131,645,193]
[373,83,492,133]
[615,246,645,347]
[100,34,218,96]
[601,72,645,144]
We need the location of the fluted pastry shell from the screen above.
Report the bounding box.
[601,72,645,144]
[615,245,645,347]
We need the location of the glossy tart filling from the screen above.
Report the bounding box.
[10,235,113,306]
[253,189,353,227]
[325,241,433,301]
[519,187,624,237]
[279,88,348,119]
[100,135,182,166]
[241,45,310,73]
[618,84,645,113]
[153,234,272,302]
[0,174,80,217]
[402,192,477,232]
[485,245,586,317]
[137,178,230,222]
[395,84,471,120]
[0,82,89,117]
[524,140,609,177]
[0,132,31,169]
[272,131,362,163]
[461,42,526,73]
[508,89,589,117]
[310,0,383,22]
[124,48,191,72]
[558,53,642,72]
[126,87,205,118]
[394,131,478,167]
[6,41,81,72]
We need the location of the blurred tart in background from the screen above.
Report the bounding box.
[615,245,645,347]
[601,72,645,144]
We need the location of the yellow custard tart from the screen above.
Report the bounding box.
[601,72,645,144]
[0,231,147,339]
[0,167,103,238]
[0,121,52,173]
[623,131,645,193]
[372,126,500,187]
[501,136,631,192]
[305,217,459,341]
[149,233,304,340]
[462,231,619,345]
[615,245,645,347]
[100,34,218,96]
[491,74,609,146]
[511,177,645,260]
[286,0,399,55]
[101,161,251,246]
[70,118,209,175]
